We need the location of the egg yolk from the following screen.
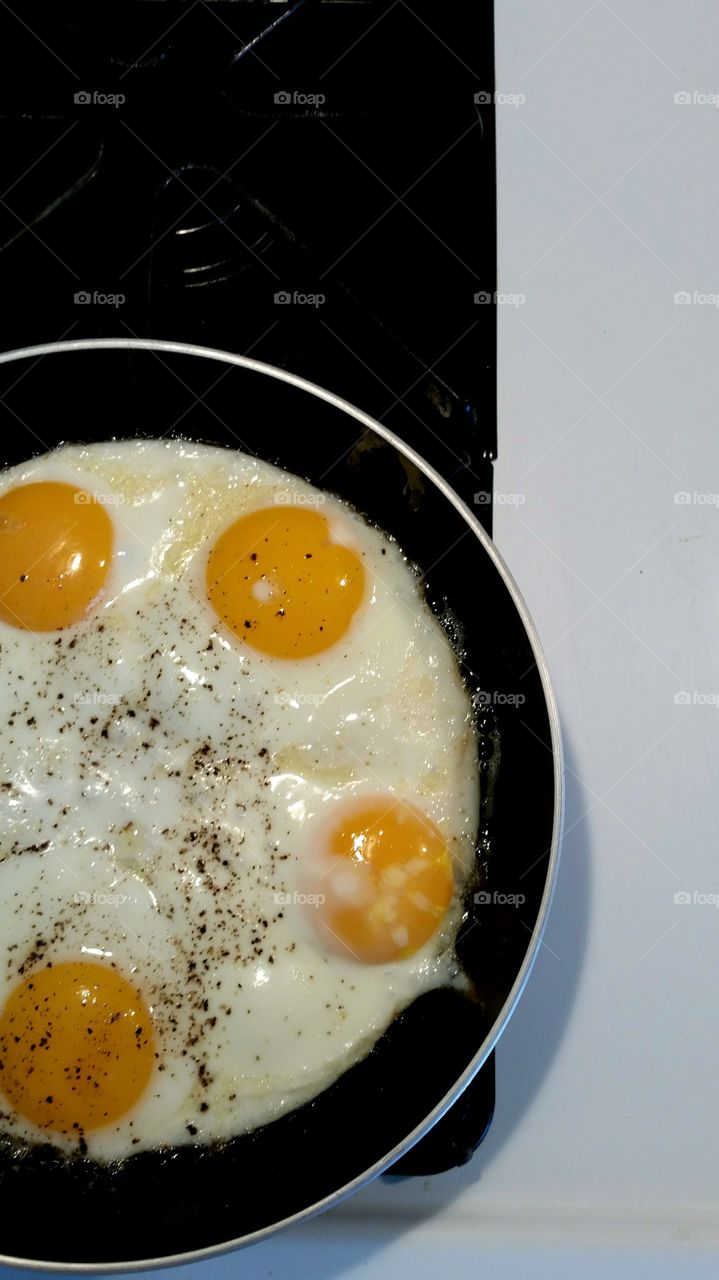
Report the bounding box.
[0,961,155,1135]
[316,797,454,964]
[206,505,365,659]
[0,481,112,631]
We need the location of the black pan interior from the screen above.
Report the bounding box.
[0,346,556,1265]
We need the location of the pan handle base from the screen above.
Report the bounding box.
[383,1051,495,1177]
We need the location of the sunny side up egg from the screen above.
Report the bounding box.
[0,440,479,1162]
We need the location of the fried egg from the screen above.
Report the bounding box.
[0,440,478,1161]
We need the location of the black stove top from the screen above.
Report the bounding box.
[0,0,496,1174]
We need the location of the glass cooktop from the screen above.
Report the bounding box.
[0,0,496,1173]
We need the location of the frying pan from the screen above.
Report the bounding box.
[0,338,563,1271]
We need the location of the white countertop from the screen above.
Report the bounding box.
[4,2,719,1276]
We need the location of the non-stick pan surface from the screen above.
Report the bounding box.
[0,340,562,1271]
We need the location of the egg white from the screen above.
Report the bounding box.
[0,440,478,1160]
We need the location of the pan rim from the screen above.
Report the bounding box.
[0,337,564,1274]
